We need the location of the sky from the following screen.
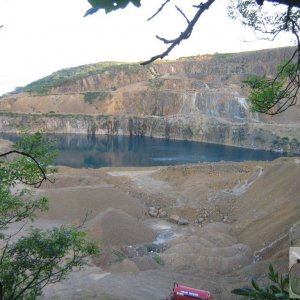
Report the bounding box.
[0,0,295,95]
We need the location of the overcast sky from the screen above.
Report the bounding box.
[0,0,295,95]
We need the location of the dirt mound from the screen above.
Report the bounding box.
[109,259,139,273]
[40,173,107,189]
[131,256,160,271]
[233,157,300,251]
[87,208,155,246]
[38,185,147,223]
[38,181,155,248]
[162,222,252,274]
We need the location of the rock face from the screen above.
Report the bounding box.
[0,47,299,152]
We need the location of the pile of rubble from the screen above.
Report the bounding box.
[148,206,189,226]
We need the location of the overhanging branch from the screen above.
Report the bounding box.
[0,150,53,187]
[141,0,216,65]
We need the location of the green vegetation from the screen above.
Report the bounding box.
[243,74,290,114]
[0,132,99,299]
[254,136,265,143]
[272,136,300,150]
[153,255,164,265]
[112,250,126,263]
[23,62,141,94]
[148,77,164,90]
[231,264,289,299]
[85,0,141,15]
[84,91,112,104]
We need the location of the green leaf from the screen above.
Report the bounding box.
[274,292,289,299]
[85,0,141,15]
[231,287,254,296]
[251,279,261,291]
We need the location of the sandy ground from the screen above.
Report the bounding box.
[0,138,12,152]
[1,152,299,299]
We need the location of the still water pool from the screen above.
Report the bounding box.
[0,133,285,168]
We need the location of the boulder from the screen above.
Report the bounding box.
[169,214,180,224]
[178,218,189,225]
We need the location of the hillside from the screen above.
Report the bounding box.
[0,47,299,152]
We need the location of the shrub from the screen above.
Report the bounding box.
[84,91,112,104]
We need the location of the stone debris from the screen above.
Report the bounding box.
[178,218,189,225]
[169,214,180,224]
[148,206,167,218]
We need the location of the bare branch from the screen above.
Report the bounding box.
[175,5,190,24]
[141,0,216,65]
[156,35,176,44]
[147,0,171,22]
[4,222,28,241]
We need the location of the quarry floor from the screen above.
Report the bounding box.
[1,140,298,299]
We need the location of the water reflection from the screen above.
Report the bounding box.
[0,133,285,168]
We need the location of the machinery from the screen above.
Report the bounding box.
[166,283,211,300]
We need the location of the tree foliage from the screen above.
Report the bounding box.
[231,264,289,299]
[229,0,300,115]
[243,57,299,114]
[85,0,141,15]
[0,132,99,299]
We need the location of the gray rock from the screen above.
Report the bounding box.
[135,246,148,256]
[149,210,158,217]
[223,215,229,222]
[145,243,166,253]
[158,210,167,218]
[122,246,137,258]
[178,218,189,225]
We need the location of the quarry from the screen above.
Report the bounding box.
[0,47,299,299]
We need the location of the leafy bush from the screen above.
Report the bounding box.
[153,255,164,265]
[149,77,164,90]
[243,75,288,113]
[0,132,99,299]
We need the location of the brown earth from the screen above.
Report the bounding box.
[12,157,295,299]
[0,138,12,152]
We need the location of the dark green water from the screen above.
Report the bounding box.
[0,133,285,168]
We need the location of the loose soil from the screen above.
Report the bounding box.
[4,156,299,299]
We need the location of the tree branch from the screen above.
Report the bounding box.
[141,0,216,65]
[147,0,171,21]
[0,150,54,187]
[175,5,190,24]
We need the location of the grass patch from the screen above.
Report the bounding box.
[83,91,112,104]
[153,255,164,265]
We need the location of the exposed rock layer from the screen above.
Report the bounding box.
[0,47,299,152]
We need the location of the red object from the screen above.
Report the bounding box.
[167,283,212,300]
